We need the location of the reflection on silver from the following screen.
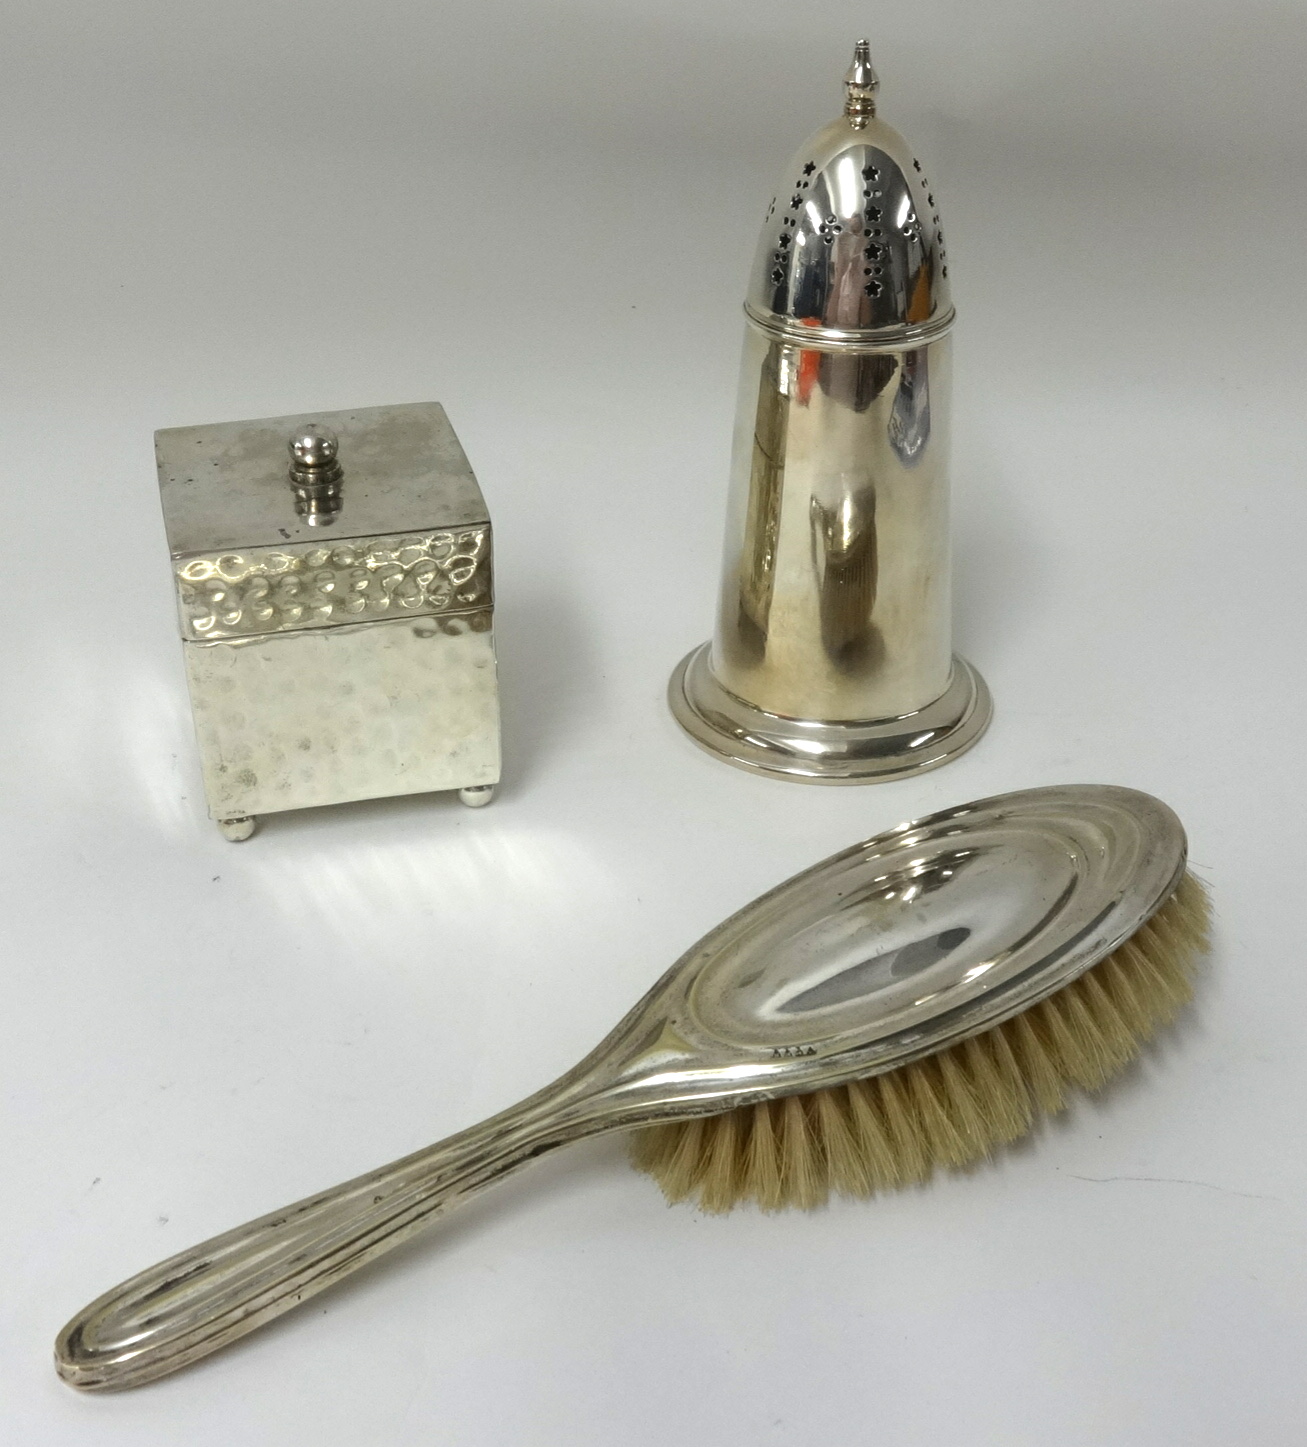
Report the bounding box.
[671,644,990,784]
[56,785,1185,1390]
[671,42,990,782]
[286,423,344,527]
[777,924,973,1013]
[156,402,502,837]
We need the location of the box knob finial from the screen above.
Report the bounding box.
[287,423,343,526]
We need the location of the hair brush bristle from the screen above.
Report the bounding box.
[630,870,1210,1213]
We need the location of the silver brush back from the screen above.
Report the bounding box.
[671,41,991,782]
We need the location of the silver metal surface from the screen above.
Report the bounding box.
[745,41,950,351]
[184,615,500,821]
[672,42,987,782]
[156,402,488,557]
[286,423,344,526]
[157,402,501,834]
[173,529,491,642]
[288,423,342,477]
[670,642,991,783]
[842,37,879,123]
[56,785,1186,1390]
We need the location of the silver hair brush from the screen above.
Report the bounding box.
[56,785,1207,1391]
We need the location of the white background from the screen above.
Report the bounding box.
[3,1,1305,1442]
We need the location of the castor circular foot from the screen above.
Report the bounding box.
[669,645,992,785]
[218,816,257,841]
[458,784,496,808]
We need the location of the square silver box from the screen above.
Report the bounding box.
[156,401,501,839]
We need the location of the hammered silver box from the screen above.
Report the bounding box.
[156,401,501,839]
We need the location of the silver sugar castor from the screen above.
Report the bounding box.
[156,402,502,838]
[670,41,991,783]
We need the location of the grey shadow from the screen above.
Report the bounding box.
[491,584,598,793]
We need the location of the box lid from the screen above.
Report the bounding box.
[157,402,493,642]
[156,401,487,556]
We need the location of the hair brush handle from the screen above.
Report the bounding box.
[55,1089,578,1391]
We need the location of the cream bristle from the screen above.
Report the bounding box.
[996,1009,1058,1114]
[655,1114,708,1203]
[873,1071,930,1186]
[631,870,1210,1212]
[746,1100,785,1211]
[698,1102,747,1214]
[845,1079,908,1188]
[813,1089,867,1199]
[780,1095,826,1209]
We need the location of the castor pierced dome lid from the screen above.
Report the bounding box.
[746,41,954,351]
